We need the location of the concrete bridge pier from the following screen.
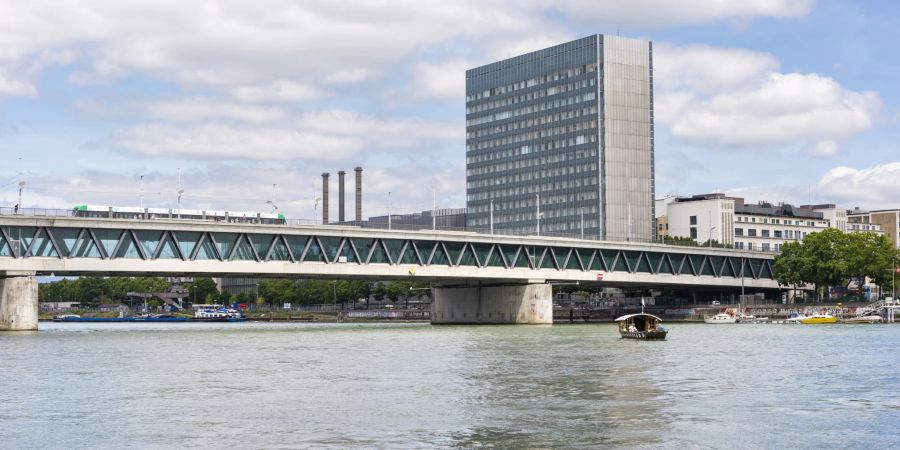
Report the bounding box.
[0,272,39,331]
[431,283,553,324]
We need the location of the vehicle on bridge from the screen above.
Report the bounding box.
[73,205,286,224]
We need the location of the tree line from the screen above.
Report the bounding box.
[39,276,430,307]
[774,228,899,300]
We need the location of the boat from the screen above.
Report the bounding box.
[193,307,246,322]
[783,313,807,324]
[615,313,667,340]
[800,314,837,324]
[843,315,883,324]
[53,314,189,322]
[704,313,738,324]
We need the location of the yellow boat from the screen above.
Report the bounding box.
[800,314,837,324]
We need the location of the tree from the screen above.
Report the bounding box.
[187,278,219,305]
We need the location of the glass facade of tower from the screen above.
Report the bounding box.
[465,35,654,241]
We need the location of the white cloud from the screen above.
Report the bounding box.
[408,59,470,101]
[816,162,900,209]
[231,80,324,103]
[655,44,880,154]
[0,70,36,97]
[297,109,460,147]
[552,0,814,28]
[105,109,460,161]
[109,123,362,161]
[146,97,287,123]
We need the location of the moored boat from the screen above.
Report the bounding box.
[704,313,737,324]
[615,313,667,340]
[800,314,837,324]
[842,315,883,324]
[53,314,189,322]
[193,307,246,322]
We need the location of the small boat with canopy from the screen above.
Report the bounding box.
[615,313,667,340]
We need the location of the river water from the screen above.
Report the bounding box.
[1,322,898,449]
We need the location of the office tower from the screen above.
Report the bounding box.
[465,35,654,241]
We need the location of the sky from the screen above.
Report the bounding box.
[1,0,898,220]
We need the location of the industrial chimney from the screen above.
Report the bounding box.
[338,170,346,223]
[321,172,330,225]
[354,166,363,222]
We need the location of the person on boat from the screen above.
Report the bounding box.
[628,323,637,332]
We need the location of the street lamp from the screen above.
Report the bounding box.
[580,207,584,240]
[177,189,184,219]
[265,200,278,213]
[536,193,541,236]
[17,180,25,214]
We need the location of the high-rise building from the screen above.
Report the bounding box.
[465,34,655,241]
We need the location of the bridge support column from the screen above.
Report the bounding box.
[431,284,552,324]
[0,273,39,331]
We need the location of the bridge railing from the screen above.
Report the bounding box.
[0,206,776,254]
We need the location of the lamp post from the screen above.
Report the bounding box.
[432,186,436,231]
[17,180,25,214]
[536,193,541,236]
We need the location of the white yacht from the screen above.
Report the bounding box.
[704,313,738,324]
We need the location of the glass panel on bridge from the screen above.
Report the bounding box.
[485,245,505,267]
[48,227,80,257]
[564,249,582,270]
[760,261,774,279]
[194,234,219,260]
[212,233,239,259]
[599,250,618,271]
[657,254,675,274]
[576,249,592,270]
[113,232,141,259]
[458,244,479,267]
[708,256,724,277]
[444,242,464,266]
[13,227,37,255]
[499,245,520,267]
[611,251,629,272]
[336,239,360,264]
[689,255,706,276]
[27,228,58,258]
[646,252,663,273]
[285,235,309,260]
[699,256,715,276]
[397,242,419,265]
[671,254,689,275]
[748,259,763,279]
[72,233,102,258]
[413,241,436,263]
[249,234,275,260]
[635,253,653,273]
[430,243,451,266]
[587,250,604,270]
[232,236,256,261]
[318,236,341,262]
[157,234,181,259]
[269,237,291,261]
[303,238,327,263]
[471,243,493,267]
[383,239,405,264]
[515,246,532,268]
[539,247,556,269]
[0,234,8,256]
[135,230,164,257]
[368,240,390,264]
[94,229,121,257]
[721,258,737,278]
[174,231,202,258]
[352,238,374,262]
[623,251,641,272]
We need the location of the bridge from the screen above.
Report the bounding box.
[0,213,779,330]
